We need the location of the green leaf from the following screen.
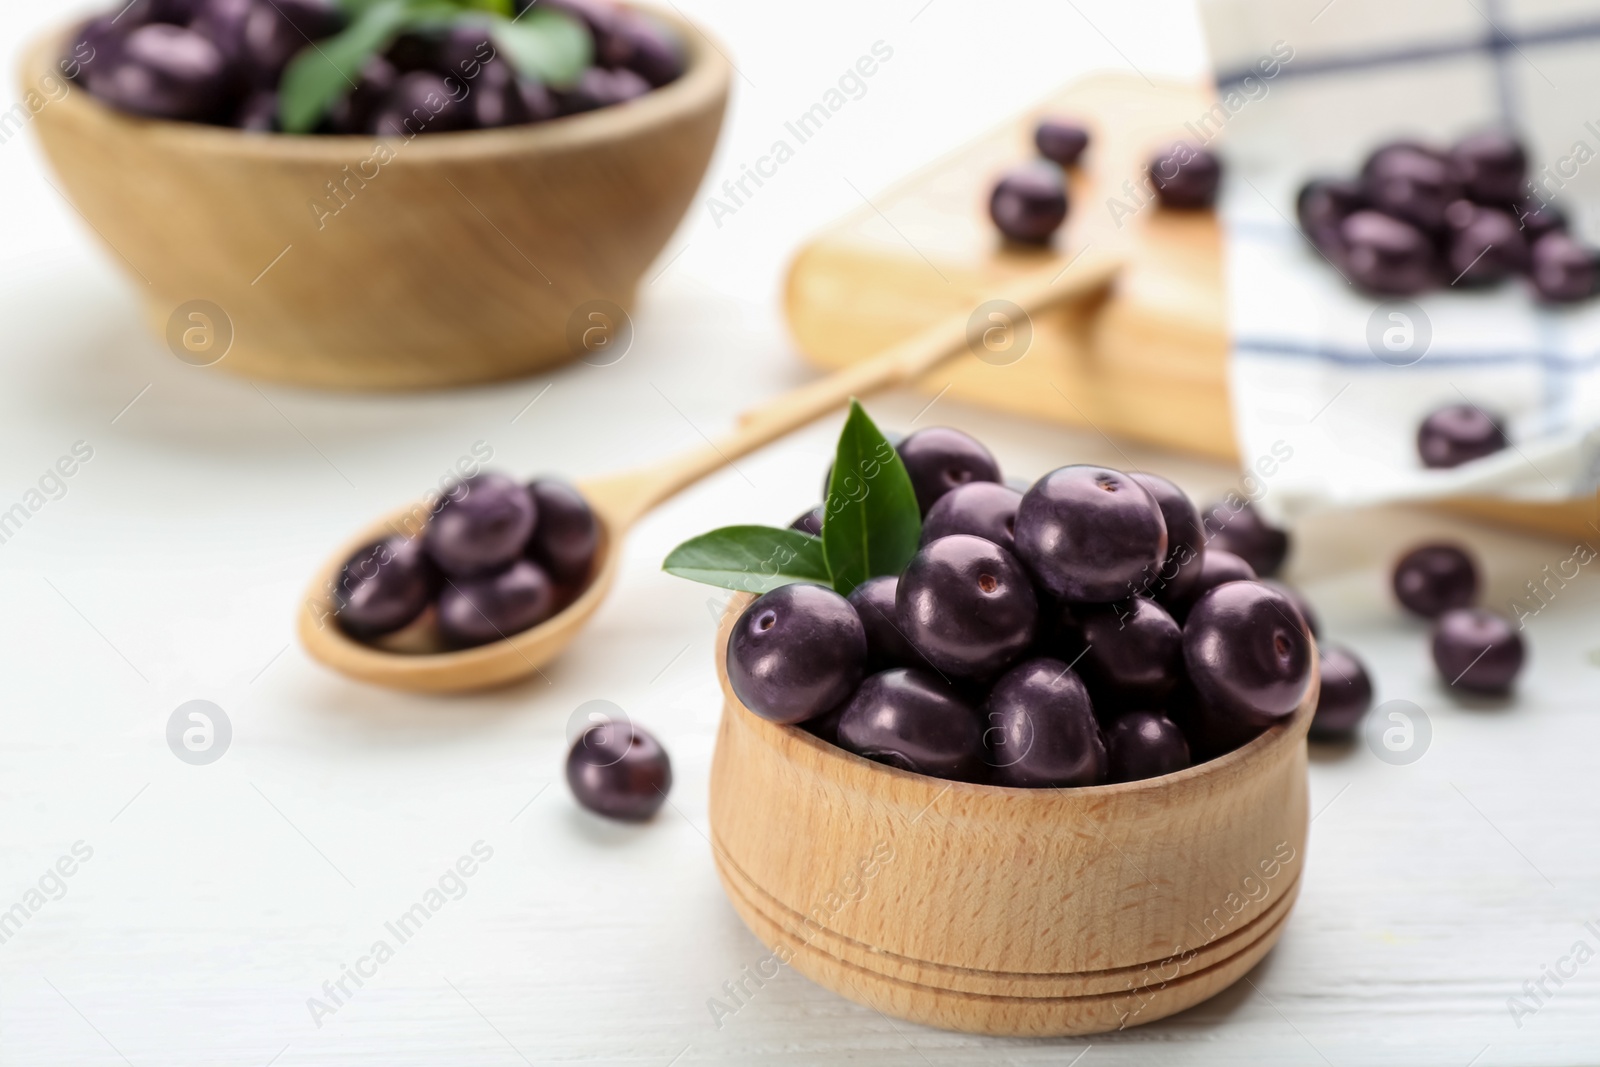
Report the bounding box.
[663,526,831,594]
[490,8,593,88]
[279,0,413,133]
[822,400,921,596]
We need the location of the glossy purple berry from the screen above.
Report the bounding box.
[436,560,556,647]
[898,535,1036,679]
[1034,119,1089,167]
[1105,711,1190,783]
[895,427,1001,515]
[1341,210,1436,295]
[1204,499,1288,577]
[1184,580,1314,729]
[325,55,396,134]
[435,24,495,79]
[566,720,671,821]
[525,478,599,585]
[989,161,1069,244]
[233,89,277,131]
[1362,142,1463,231]
[470,60,537,129]
[921,481,1022,553]
[1417,403,1507,469]
[847,576,921,671]
[1059,597,1184,706]
[1530,232,1597,303]
[789,505,824,537]
[517,76,558,122]
[985,658,1105,788]
[559,66,650,113]
[1016,465,1167,603]
[372,71,471,135]
[1310,645,1373,739]
[65,16,130,85]
[334,536,434,639]
[1452,130,1526,205]
[837,669,985,781]
[237,0,344,86]
[1263,580,1319,639]
[1432,608,1523,693]
[1296,177,1365,259]
[1149,142,1221,209]
[89,23,231,123]
[599,11,684,87]
[727,584,867,724]
[1443,202,1528,286]
[1513,198,1566,241]
[426,472,537,578]
[1128,472,1205,601]
[1393,543,1478,618]
[1161,548,1256,622]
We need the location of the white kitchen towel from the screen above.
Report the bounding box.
[1197,0,1600,520]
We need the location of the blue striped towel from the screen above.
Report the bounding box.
[1198,0,1600,518]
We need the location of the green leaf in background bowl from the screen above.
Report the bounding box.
[491,7,593,88]
[822,400,921,596]
[662,526,830,594]
[279,0,413,133]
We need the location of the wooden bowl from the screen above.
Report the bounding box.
[24,12,729,390]
[707,594,1317,1037]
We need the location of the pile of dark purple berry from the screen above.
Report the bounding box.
[333,472,598,649]
[66,0,681,135]
[665,402,1338,788]
[987,119,1222,246]
[1297,133,1595,301]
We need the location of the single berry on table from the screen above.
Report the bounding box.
[1034,119,1090,167]
[566,720,671,821]
[1431,608,1524,693]
[1149,142,1221,209]
[989,161,1069,244]
[1392,543,1478,617]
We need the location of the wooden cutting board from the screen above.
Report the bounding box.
[783,73,1599,542]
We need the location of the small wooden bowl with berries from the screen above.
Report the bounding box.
[26,0,729,389]
[666,404,1320,1037]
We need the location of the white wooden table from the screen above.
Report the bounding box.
[2,2,1598,1064]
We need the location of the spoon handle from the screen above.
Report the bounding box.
[581,254,1120,528]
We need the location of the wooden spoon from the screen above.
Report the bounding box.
[297,255,1119,692]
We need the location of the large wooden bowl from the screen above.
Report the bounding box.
[708,594,1316,1037]
[24,11,729,389]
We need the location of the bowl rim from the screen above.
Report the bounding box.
[23,3,731,164]
[715,590,1319,802]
